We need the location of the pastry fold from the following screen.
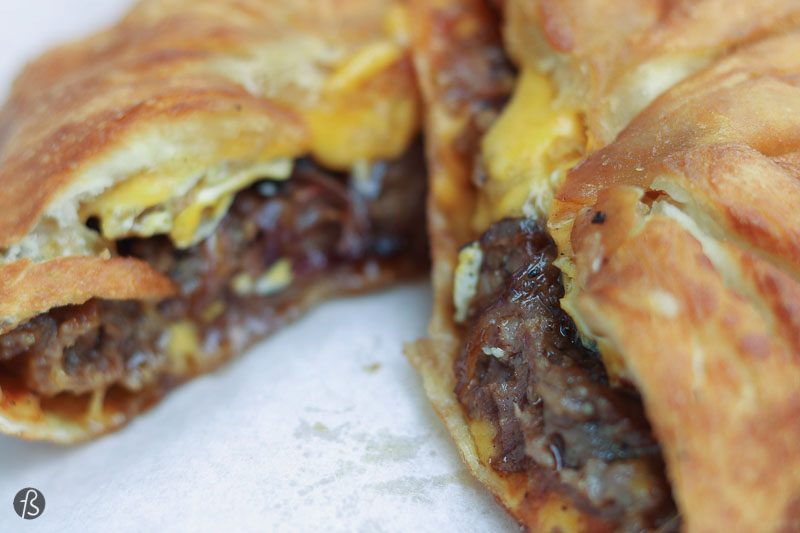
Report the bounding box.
[408,0,800,531]
[0,0,425,442]
[551,32,800,533]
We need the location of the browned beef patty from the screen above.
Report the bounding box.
[0,142,427,398]
[455,218,678,532]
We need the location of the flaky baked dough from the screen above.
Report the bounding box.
[409,0,800,531]
[551,31,800,533]
[0,0,419,333]
[501,0,800,148]
[404,0,527,527]
[0,0,420,441]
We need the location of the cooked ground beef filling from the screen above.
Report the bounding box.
[0,143,427,398]
[455,218,677,532]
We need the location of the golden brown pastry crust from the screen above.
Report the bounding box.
[0,257,175,335]
[0,0,421,442]
[0,264,410,443]
[0,0,419,333]
[405,0,492,502]
[442,0,800,244]
[551,32,800,533]
[405,1,605,529]
[412,1,800,531]
[502,0,800,147]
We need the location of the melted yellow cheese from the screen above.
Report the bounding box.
[308,32,418,170]
[469,419,498,465]
[477,69,585,228]
[536,495,588,532]
[231,258,293,297]
[166,321,200,374]
[173,160,294,247]
[383,3,410,44]
[306,43,418,171]
[325,41,404,94]
[82,34,418,249]
[88,159,293,248]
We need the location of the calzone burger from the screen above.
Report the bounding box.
[0,0,426,442]
[408,0,800,531]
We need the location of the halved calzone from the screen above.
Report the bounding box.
[0,0,426,442]
[407,0,800,531]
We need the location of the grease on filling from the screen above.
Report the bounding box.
[0,143,427,410]
[454,218,677,532]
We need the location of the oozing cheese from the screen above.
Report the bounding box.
[306,39,418,171]
[305,93,418,171]
[166,321,200,374]
[77,38,417,250]
[469,419,498,465]
[87,159,293,248]
[325,41,404,94]
[231,258,293,297]
[477,69,585,227]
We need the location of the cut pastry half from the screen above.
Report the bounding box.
[407,0,800,531]
[0,0,427,442]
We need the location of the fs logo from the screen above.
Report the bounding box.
[13,488,45,520]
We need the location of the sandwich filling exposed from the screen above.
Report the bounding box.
[440,17,678,528]
[453,218,677,531]
[0,143,426,412]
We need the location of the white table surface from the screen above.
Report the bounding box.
[0,3,515,532]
